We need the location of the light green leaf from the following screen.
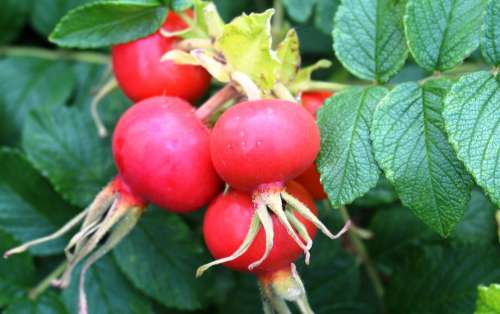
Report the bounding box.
[0,57,75,146]
[171,0,192,11]
[476,284,500,314]
[372,79,473,236]
[31,0,94,36]
[216,9,280,90]
[0,148,75,255]
[481,0,500,66]
[62,256,153,314]
[276,29,300,84]
[333,0,408,82]
[113,209,208,310]
[0,0,31,44]
[317,87,387,207]
[49,1,167,48]
[283,0,316,22]
[443,72,500,207]
[5,292,69,314]
[22,105,115,208]
[404,0,488,72]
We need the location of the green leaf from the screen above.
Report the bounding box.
[481,0,500,66]
[476,284,500,314]
[276,29,300,84]
[0,57,75,146]
[113,209,207,310]
[443,72,500,207]
[0,148,76,255]
[31,0,94,36]
[404,0,488,72]
[5,292,69,314]
[49,1,167,48]
[386,245,500,314]
[171,0,192,11]
[333,0,408,82]
[283,0,316,22]
[314,0,340,34]
[22,105,115,208]
[62,256,153,314]
[216,9,280,90]
[371,79,473,236]
[0,0,31,44]
[0,229,35,307]
[317,87,387,207]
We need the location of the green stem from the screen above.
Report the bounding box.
[0,46,109,64]
[294,80,353,93]
[272,0,286,42]
[339,206,384,298]
[29,261,68,300]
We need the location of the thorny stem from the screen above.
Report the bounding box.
[195,84,240,122]
[339,206,384,298]
[0,46,109,64]
[28,261,68,300]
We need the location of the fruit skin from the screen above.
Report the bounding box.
[300,91,332,117]
[111,11,211,103]
[210,99,320,191]
[203,181,318,275]
[113,96,223,213]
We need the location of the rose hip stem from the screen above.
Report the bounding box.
[195,84,240,122]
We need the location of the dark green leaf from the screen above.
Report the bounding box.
[0,0,31,44]
[0,229,35,307]
[352,177,398,208]
[476,284,500,314]
[22,105,115,208]
[372,79,473,236]
[283,0,316,22]
[0,57,75,146]
[0,148,75,255]
[481,0,500,66]
[5,292,69,314]
[62,256,153,314]
[314,0,340,34]
[317,87,387,207]
[49,1,167,48]
[113,208,207,310]
[443,71,500,206]
[386,245,500,314]
[404,0,488,71]
[333,0,408,82]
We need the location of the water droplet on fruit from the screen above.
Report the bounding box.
[235,116,241,121]
[226,144,232,149]
[241,141,247,148]
[266,108,274,114]
[239,131,245,137]
[256,140,262,147]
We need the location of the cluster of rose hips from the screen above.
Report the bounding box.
[5,10,348,314]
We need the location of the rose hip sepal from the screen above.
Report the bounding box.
[4,96,222,314]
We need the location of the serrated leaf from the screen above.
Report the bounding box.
[317,87,387,207]
[283,0,316,22]
[481,0,500,67]
[386,245,500,314]
[0,229,35,307]
[5,292,69,314]
[62,256,153,314]
[0,0,30,44]
[0,57,75,146]
[443,72,500,207]
[31,0,94,36]
[372,79,473,236]
[476,284,500,314]
[113,209,207,310]
[0,148,76,255]
[49,1,167,48]
[22,105,115,208]
[276,29,300,84]
[333,0,407,82]
[216,9,280,90]
[404,0,488,72]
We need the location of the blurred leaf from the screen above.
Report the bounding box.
[314,0,340,34]
[352,177,397,208]
[113,208,208,310]
[23,105,115,208]
[443,71,500,207]
[317,87,387,207]
[283,0,316,22]
[404,0,488,71]
[0,0,31,44]
[0,57,75,146]
[372,79,473,236]
[0,229,35,307]
[296,24,332,54]
[476,284,500,314]
[62,256,153,314]
[0,148,75,255]
[481,0,500,66]
[386,245,500,314]
[5,292,69,314]
[171,0,192,11]
[49,1,167,48]
[31,0,95,36]
[218,275,260,314]
[333,0,407,82]
[276,29,300,84]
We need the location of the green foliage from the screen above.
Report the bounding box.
[5,293,69,314]
[476,284,500,314]
[0,0,31,44]
[481,0,500,66]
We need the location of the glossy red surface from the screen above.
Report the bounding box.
[300,91,332,117]
[295,163,327,200]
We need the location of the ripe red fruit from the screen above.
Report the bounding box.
[202,181,317,274]
[111,11,211,103]
[300,91,332,117]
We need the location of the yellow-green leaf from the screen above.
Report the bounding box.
[276,29,300,84]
